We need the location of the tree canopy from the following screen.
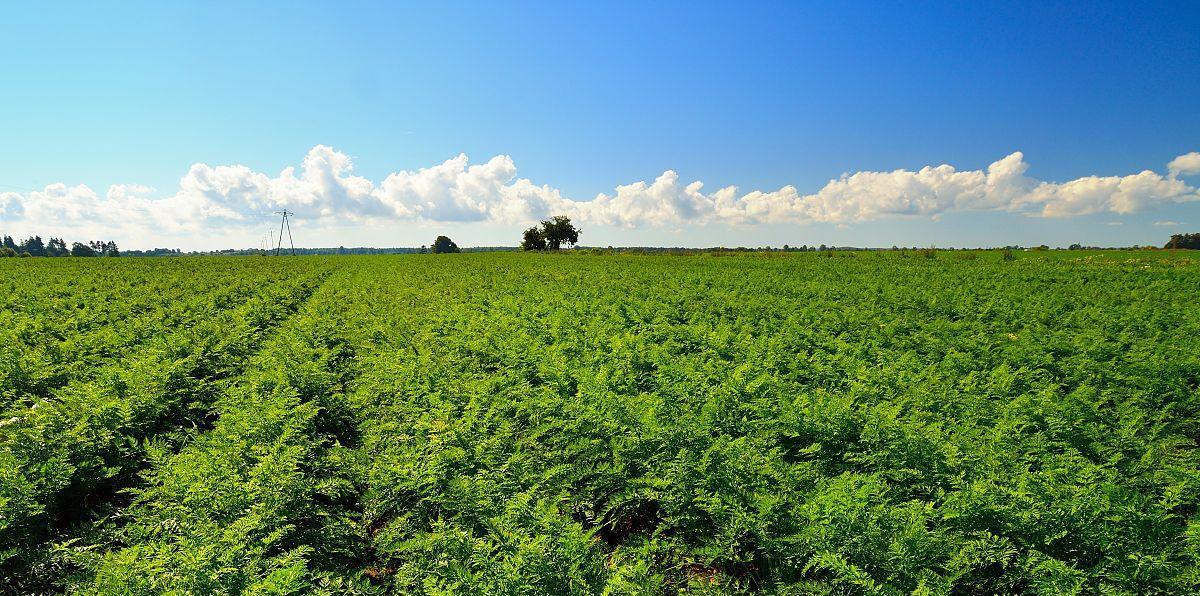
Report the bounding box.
[520,216,580,251]
[520,227,547,251]
[431,235,461,254]
[1165,233,1200,249]
[0,235,118,257]
[541,216,580,249]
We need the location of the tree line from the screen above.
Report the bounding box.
[1,235,120,257]
[1164,233,1200,250]
[5,224,1196,258]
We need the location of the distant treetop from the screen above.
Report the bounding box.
[431,235,461,254]
[1165,233,1200,250]
[0,235,118,257]
[521,216,580,251]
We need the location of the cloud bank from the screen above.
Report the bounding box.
[2,147,1198,239]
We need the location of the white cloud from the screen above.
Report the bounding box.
[1027,170,1196,217]
[1153,220,1185,227]
[0,192,25,220]
[570,150,1198,224]
[374,153,573,223]
[2,147,1198,242]
[1168,152,1200,177]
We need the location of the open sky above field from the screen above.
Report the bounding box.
[2,1,1199,250]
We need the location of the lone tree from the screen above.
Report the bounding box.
[520,227,547,251]
[521,215,580,251]
[431,235,461,253]
[541,216,580,249]
[1164,233,1200,249]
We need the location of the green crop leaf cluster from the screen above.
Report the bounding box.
[1,250,1199,594]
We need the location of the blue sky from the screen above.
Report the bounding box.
[2,1,1199,249]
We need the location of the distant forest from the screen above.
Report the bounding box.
[2,233,1197,257]
[1,235,121,257]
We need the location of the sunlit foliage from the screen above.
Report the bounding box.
[2,251,1199,594]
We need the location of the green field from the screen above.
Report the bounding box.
[2,251,1200,594]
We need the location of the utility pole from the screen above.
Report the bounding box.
[274,210,296,256]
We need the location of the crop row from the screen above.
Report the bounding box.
[0,262,333,590]
[80,263,386,594]
[0,259,303,414]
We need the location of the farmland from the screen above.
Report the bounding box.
[2,251,1199,594]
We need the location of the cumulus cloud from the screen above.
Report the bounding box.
[2,146,1198,239]
[1168,152,1200,177]
[373,153,572,223]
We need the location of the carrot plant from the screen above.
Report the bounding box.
[1,251,1198,594]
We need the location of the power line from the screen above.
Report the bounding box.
[274,210,295,256]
